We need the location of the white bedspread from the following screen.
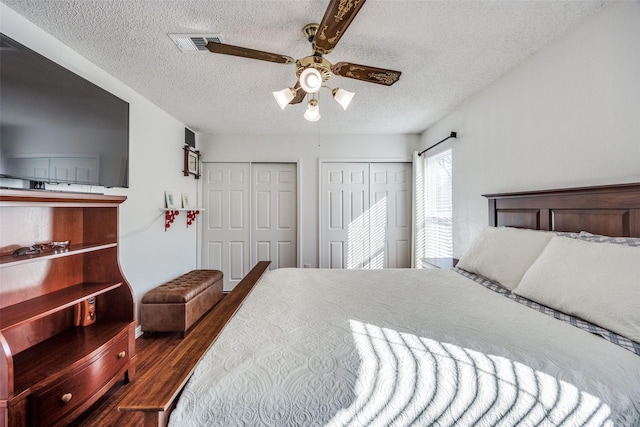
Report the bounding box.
[169,268,640,426]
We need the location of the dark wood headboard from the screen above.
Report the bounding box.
[484,183,640,238]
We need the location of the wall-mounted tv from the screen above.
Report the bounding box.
[0,33,130,188]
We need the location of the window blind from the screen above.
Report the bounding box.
[425,149,452,257]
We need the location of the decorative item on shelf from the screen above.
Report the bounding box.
[12,246,40,256]
[183,145,201,179]
[162,191,204,230]
[165,190,177,208]
[181,192,200,227]
[164,190,180,231]
[12,240,70,256]
[181,193,191,208]
[73,296,96,326]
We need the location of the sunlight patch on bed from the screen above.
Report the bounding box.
[326,320,613,426]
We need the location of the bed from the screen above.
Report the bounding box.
[119,182,640,426]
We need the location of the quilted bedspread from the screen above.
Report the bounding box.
[169,268,640,426]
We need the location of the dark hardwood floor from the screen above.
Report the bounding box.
[68,332,183,427]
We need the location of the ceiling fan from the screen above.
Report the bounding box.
[204,0,401,121]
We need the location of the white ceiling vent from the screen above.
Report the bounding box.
[168,34,224,53]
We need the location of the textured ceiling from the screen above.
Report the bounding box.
[2,0,608,135]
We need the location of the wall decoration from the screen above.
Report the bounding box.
[181,193,191,209]
[183,146,200,179]
[165,191,177,209]
[161,191,203,231]
[186,210,200,227]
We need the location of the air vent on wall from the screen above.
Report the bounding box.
[168,34,224,53]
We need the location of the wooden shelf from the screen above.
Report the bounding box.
[0,282,122,332]
[0,189,126,206]
[0,188,135,426]
[0,243,117,268]
[12,321,130,396]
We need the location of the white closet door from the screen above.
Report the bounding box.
[251,163,297,270]
[369,163,412,268]
[202,162,298,291]
[202,163,250,291]
[321,163,370,269]
[321,162,411,269]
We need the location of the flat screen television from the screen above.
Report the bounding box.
[0,33,130,188]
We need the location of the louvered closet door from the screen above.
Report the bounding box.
[320,162,411,269]
[202,163,251,291]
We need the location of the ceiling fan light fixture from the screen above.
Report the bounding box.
[200,2,403,122]
[273,87,296,110]
[304,98,321,122]
[332,88,355,110]
[299,67,323,93]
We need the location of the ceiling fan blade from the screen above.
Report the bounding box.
[290,82,306,105]
[205,41,295,64]
[331,62,401,86]
[313,0,368,55]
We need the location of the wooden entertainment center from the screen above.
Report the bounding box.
[0,189,136,426]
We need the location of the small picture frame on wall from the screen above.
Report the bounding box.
[165,191,177,209]
[183,146,200,179]
[181,193,191,209]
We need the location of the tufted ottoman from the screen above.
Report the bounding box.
[141,270,223,337]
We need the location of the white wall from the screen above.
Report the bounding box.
[198,133,421,267]
[421,1,640,258]
[1,4,200,307]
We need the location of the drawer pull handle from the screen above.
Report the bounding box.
[117,351,126,359]
[61,393,72,403]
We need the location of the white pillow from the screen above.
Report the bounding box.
[456,226,553,291]
[513,236,640,343]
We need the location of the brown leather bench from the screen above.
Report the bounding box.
[140,269,223,337]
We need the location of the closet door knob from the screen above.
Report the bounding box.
[118,351,126,359]
[61,393,72,403]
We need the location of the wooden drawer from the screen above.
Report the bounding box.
[29,334,129,427]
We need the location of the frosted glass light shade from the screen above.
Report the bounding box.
[273,88,295,110]
[304,99,321,122]
[299,68,322,93]
[332,88,355,110]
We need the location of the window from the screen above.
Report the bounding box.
[424,149,452,257]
